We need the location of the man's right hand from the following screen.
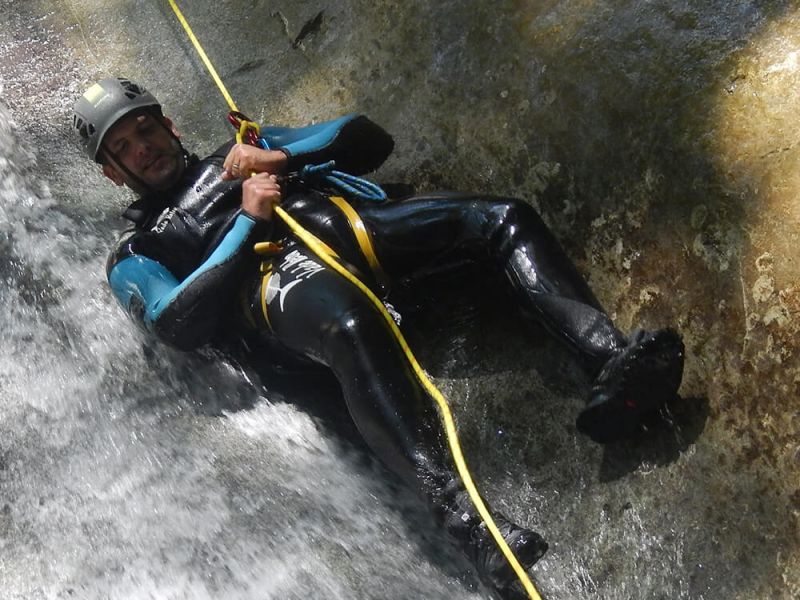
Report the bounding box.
[221,144,288,181]
[242,173,281,221]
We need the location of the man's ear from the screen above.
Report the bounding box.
[102,163,126,186]
[162,116,180,139]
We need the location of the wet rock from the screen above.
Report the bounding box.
[0,1,797,599]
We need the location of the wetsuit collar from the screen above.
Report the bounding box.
[122,197,157,227]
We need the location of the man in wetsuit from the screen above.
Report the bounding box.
[73,77,684,598]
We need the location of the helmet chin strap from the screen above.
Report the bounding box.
[102,117,196,197]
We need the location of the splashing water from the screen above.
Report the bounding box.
[0,94,484,599]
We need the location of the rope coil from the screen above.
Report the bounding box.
[300,161,387,202]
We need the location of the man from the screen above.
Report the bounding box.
[73,77,684,598]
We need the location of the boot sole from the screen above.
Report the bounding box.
[576,329,684,443]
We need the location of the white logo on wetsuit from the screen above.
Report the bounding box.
[266,250,325,311]
[279,250,325,279]
[151,207,178,234]
[265,273,303,312]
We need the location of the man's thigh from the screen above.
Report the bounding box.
[360,192,508,279]
[262,242,376,361]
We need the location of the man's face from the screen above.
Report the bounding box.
[101,111,185,192]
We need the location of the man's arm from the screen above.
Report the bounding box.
[107,211,269,350]
[266,114,394,175]
[219,114,395,180]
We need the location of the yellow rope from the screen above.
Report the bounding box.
[275,206,543,599]
[165,2,543,597]
[167,0,239,112]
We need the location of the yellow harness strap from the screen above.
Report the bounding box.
[259,263,273,331]
[327,195,389,291]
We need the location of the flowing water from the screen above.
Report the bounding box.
[1,1,798,599]
[0,94,477,598]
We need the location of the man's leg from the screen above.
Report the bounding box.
[360,193,684,442]
[256,242,547,593]
[361,193,625,372]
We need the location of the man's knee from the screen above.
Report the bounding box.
[321,304,386,352]
[482,197,547,238]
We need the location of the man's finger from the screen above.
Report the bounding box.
[222,150,239,179]
[222,149,234,172]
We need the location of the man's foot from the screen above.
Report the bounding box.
[434,485,547,596]
[468,513,548,593]
[576,328,685,443]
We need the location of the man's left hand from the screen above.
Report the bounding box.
[221,144,288,180]
[241,173,282,221]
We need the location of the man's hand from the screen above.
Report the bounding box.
[221,144,288,180]
[242,173,282,221]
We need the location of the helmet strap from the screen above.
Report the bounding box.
[101,145,153,195]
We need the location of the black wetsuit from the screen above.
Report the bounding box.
[107,114,629,592]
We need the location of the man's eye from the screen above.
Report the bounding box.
[115,140,128,153]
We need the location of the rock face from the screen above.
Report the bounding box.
[0,1,797,599]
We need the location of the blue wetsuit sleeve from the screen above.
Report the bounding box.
[108,212,267,350]
[260,114,394,175]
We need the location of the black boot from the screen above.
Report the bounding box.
[433,480,548,595]
[576,328,685,443]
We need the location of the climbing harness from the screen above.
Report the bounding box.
[166,1,544,598]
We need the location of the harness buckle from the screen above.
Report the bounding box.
[254,241,283,256]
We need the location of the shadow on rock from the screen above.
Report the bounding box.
[598,395,710,482]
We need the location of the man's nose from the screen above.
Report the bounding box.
[133,138,153,162]
[135,138,151,154]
